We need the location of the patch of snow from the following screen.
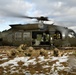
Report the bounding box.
[38,56,45,61]
[38,56,45,63]
[56,61,62,66]
[64,53,68,56]
[0,57,30,67]
[0,57,8,60]
[10,67,16,71]
[59,56,68,63]
[51,56,59,61]
[51,70,59,75]
[56,66,65,71]
[14,57,30,62]
[51,55,68,63]
[50,55,69,74]
[10,70,19,74]
[28,58,36,65]
[0,51,71,75]
[3,70,7,73]
[23,62,29,67]
[48,52,51,54]
[51,64,56,71]
[23,58,37,66]
[42,65,50,68]
[69,52,73,54]
[0,59,18,67]
[38,73,45,75]
[54,70,59,75]
[38,56,50,63]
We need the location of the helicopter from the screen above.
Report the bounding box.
[0,15,76,49]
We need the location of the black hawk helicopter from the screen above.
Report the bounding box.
[0,15,76,48]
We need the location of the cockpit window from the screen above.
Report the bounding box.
[68,32,75,38]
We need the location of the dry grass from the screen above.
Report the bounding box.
[0,46,76,75]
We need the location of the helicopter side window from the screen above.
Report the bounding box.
[23,32,30,40]
[15,32,22,40]
[54,31,62,39]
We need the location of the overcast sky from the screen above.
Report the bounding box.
[0,0,76,32]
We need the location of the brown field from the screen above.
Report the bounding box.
[0,45,76,75]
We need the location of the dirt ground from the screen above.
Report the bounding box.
[0,45,76,75]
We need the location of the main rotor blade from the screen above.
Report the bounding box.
[0,8,37,19]
[0,9,49,20]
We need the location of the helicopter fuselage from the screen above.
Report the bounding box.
[0,23,76,48]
